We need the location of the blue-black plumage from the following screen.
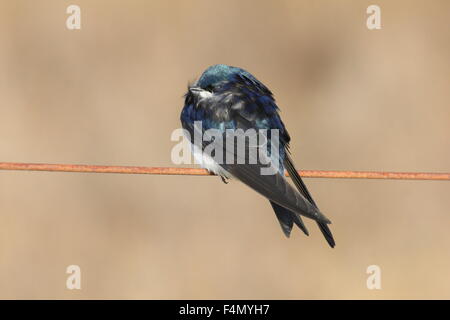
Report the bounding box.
[180,64,335,247]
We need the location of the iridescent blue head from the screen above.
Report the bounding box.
[188,64,271,101]
[195,64,255,89]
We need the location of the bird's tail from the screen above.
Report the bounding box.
[270,201,309,237]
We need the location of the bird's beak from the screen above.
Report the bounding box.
[189,87,203,94]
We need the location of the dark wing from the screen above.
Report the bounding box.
[222,158,331,224]
[225,87,318,232]
[285,153,335,247]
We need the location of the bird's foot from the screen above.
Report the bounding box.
[220,176,229,184]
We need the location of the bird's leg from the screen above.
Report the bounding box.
[220,175,229,184]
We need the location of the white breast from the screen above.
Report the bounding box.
[189,139,232,179]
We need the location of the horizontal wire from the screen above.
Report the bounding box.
[0,162,449,180]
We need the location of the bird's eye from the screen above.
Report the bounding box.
[204,85,214,92]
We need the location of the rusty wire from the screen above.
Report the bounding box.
[0,162,449,180]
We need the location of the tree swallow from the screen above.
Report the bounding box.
[180,64,335,247]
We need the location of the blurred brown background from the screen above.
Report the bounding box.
[0,0,449,299]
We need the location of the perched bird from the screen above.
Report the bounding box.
[180,64,335,247]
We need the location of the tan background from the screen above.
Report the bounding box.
[0,0,449,299]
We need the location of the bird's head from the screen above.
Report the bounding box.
[188,64,254,98]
